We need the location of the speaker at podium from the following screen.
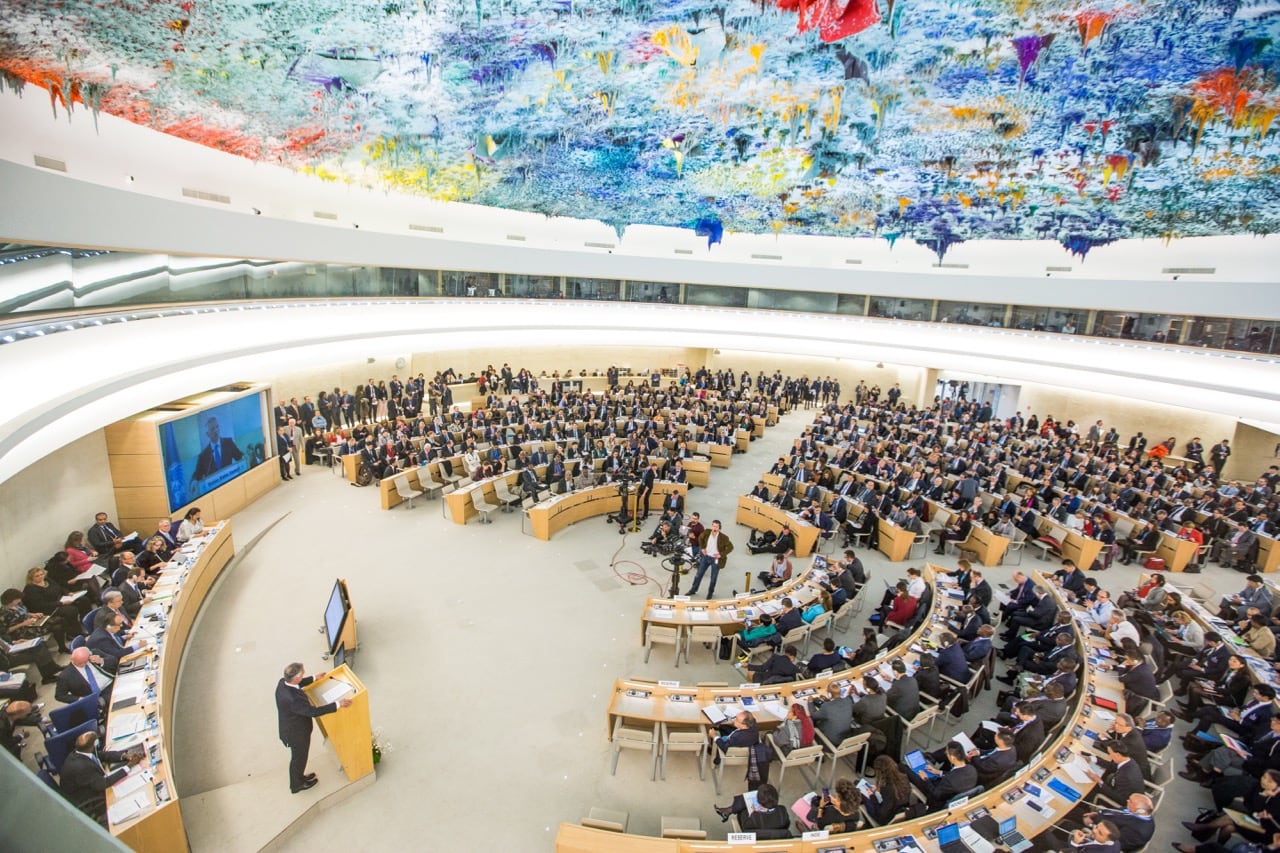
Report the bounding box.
[302,664,374,782]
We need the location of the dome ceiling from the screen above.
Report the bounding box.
[2,0,1279,258]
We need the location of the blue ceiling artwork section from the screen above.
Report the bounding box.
[2,0,1279,258]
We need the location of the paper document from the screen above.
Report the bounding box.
[61,590,87,603]
[687,609,710,621]
[107,793,152,825]
[108,715,147,741]
[1061,756,1096,784]
[980,720,1000,732]
[6,638,41,653]
[112,770,150,798]
[320,681,355,705]
[759,700,788,720]
[952,732,978,754]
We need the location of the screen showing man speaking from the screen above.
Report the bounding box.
[159,393,268,512]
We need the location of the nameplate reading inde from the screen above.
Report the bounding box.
[658,680,680,688]
[804,830,832,841]
[727,832,757,845]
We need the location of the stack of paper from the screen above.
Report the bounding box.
[107,792,152,825]
[108,715,147,741]
[320,681,354,704]
[112,769,151,798]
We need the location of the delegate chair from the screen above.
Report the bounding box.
[644,625,683,667]
[393,474,423,508]
[660,723,708,780]
[581,806,629,833]
[610,719,659,780]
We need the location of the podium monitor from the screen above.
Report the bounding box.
[323,579,350,656]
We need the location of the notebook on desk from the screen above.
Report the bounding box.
[1046,777,1082,803]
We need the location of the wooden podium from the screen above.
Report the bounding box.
[303,665,375,783]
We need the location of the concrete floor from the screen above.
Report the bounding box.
[65,405,1226,851]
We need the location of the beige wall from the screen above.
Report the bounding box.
[704,349,930,405]
[1016,383,1238,461]
[267,345,710,406]
[1231,423,1280,484]
[0,430,117,583]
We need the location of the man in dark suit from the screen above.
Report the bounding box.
[774,599,805,636]
[746,645,800,685]
[970,727,1019,787]
[1002,586,1057,640]
[966,569,993,613]
[276,662,352,793]
[59,731,143,822]
[1105,714,1152,780]
[87,512,138,558]
[192,416,244,481]
[887,659,921,719]
[1011,703,1046,762]
[811,684,854,745]
[86,610,136,674]
[912,741,979,808]
[55,646,112,705]
[1080,794,1156,853]
[1086,741,1144,804]
[935,632,969,683]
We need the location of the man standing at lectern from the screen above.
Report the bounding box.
[276,662,352,793]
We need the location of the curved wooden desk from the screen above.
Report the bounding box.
[639,563,827,644]
[565,571,1119,852]
[528,483,688,540]
[104,521,235,852]
[735,496,819,557]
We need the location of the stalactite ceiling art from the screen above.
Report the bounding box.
[2,0,1279,258]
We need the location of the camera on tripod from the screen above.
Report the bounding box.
[641,537,678,557]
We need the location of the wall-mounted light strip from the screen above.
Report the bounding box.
[409,223,444,233]
[33,154,67,172]
[932,262,969,269]
[506,234,526,242]
[584,241,616,249]
[751,253,783,260]
[844,259,862,265]
[1045,266,1072,272]
[182,188,231,205]
[312,211,338,221]
[674,249,693,255]
[1162,267,1215,275]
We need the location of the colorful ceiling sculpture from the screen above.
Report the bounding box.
[2,0,1279,257]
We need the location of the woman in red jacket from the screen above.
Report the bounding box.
[885,581,919,627]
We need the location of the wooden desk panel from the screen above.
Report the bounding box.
[568,571,1114,853]
[528,484,687,540]
[963,525,1010,567]
[1259,536,1280,573]
[734,496,818,557]
[1155,533,1198,572]
[878,519,916,562]
[639,561,827,644]
[708,445,732,469]
[106,522,235,853]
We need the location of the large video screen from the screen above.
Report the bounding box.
[158,393,268,512]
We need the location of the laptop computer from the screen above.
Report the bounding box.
[906,749,940,779]
[998,816,1032,852]
[936,823,973,853]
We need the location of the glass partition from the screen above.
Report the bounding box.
[750,289,839,313]
[506,274,560,298]
[1010,305,1085,334]
[684,283,748,308]
[624,280,679,303]
[565,277,620,300]
[936,300,1006,327]
[0,246,1275,359]
[869,297,932,321]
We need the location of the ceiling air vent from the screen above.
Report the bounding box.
[932,262,969,269]
[33,154,67,172]
[1045,265,1072,272]
[312,211,338,221]
[751,253,783,261]
[1162,267,1215,275]
[409,223,443,233]
[182,187,231,204]
[584,241,616,249]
